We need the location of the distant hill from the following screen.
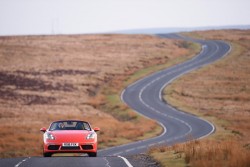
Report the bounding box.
[112,25,250,34]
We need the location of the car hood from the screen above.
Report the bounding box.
[48,130,92,143]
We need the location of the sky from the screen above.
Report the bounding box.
[0,0,250,35]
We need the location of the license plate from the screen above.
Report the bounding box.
[62,143,79,147]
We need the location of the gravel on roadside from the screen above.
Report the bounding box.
[125,154,160,167]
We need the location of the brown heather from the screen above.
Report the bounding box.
[0,34,192,157]
[151,30,250,167]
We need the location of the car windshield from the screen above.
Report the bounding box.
[49,121,91,131]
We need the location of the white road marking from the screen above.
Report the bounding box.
[149,143,156,147]
[118,156,133,167]
[125,148,135,152]
[137,146,146,149]
[103,157,111,167]
[14,157,30,167]
[113,152,123,156]
[139,78,193,141]
[157,141,165,144]
[158,44,215,102]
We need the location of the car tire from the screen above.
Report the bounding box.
[43,152,52,157]
[88,152,97,157]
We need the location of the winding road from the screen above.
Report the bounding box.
[0,34,231,167]
[98,33,231,157]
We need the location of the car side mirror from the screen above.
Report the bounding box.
[40,127,47,133]
[93,127,100,132]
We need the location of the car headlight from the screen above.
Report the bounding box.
[86,132,95,140]
[44,133,55,140]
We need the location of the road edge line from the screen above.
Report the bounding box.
[118,156,133,167]
[14,157,30,167]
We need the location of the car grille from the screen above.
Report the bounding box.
[81,145,93,150]
[61,146,80,150]
[48,145,60,150]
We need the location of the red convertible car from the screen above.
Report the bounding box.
[40,120,100,157]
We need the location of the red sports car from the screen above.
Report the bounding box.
[40,120,100,157]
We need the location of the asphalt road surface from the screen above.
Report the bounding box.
[0,34,231,167]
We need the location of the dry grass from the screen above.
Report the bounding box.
[149,140,250,167]
[0,34,193,157]
[150,30,250,166]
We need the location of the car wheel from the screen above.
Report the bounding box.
[43,152,52,157]
[88,152,97,157]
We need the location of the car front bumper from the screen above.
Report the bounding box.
[43,142,97,153]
